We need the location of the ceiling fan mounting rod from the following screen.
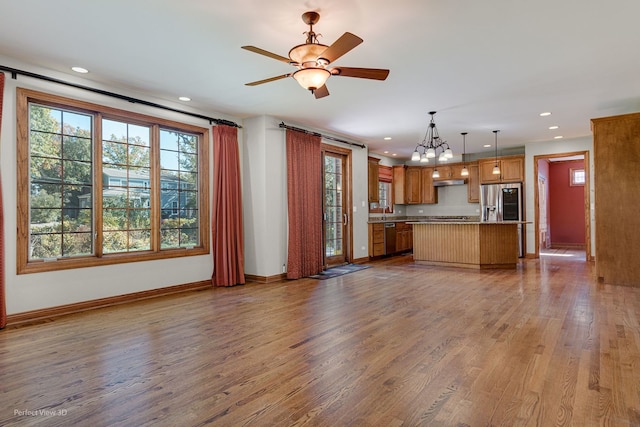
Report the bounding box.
[302,11,321,44]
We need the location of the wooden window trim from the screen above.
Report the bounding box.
[16,88,210,274]
[570,168,585,186]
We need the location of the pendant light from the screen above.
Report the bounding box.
[460,132,469,177]
[492,130,501,175]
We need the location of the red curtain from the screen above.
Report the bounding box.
[212,125,245,287]
[286,130,323,279]
[1,72,6,328]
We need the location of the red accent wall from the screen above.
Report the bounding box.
[549,160,585,245]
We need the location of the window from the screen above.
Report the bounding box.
[378,181,392,211]
[17,88,210,274]
[370,165,393,213]
[570,168,586,186]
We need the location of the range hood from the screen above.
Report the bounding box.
[433,179,466,187]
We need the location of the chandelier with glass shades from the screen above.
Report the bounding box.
[411,111,453,164]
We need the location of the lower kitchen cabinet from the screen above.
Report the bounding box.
[395,222,413,253]
[369,222,413,258]
[368,223,385,257]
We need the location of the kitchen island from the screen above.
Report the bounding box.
[409,221,522,269]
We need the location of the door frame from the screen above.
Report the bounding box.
[321,144,353,267]
[533,150,591,260]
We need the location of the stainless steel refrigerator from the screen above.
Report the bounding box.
[480,182,525,257]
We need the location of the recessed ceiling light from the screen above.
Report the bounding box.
[392,153,397,156]
[540,112,552,117]
[483,144,492,148]
[383,137,392,140]
[554,135,563,139]
[178,96,191,102]
[383,151,389,154]
[548,125,559,130]
[71,66,89,73]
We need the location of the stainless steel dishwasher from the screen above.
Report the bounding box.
[384,222,396,255]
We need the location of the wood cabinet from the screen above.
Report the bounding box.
[433,164,468,180]
[592,112,640,287]
[479,155,524,184]
[368,157,380,203]
[395,222,413,253]
[467,163,480,203]
[392,165,406,204]
[368,223,385,257]
[421,167,437,204]
[404,166,422,204]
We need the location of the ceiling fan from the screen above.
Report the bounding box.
[242,11,390,99]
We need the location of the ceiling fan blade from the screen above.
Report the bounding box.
[314,85,330,99]
[245,73,292,86]
[241,46,292,64]
[318,32,363,64]
[331,67,390,80]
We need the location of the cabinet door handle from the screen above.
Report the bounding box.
[343,213,348,225]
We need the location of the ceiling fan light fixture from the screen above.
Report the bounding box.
[289,43,328,65]
[292,68,331,91]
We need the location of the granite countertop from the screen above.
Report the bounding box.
[368,216,480,224]
[407,220,529,225]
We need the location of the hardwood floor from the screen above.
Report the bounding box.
[2,254,640,426]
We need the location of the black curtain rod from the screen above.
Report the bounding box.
[0,65,241,128]
[279,122,366,149]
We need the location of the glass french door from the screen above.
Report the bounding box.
[323,151,350,267]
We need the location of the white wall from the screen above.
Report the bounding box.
[242,117,370,277]
[524,136,594,255]
[0,57,241,314]
[242,116,288,277]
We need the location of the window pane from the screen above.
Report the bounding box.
[63,160,92,184]
[102,119,128,142]
[103,141,128,165]
[31,184,62,209]
[28,104,94,260]
[103,209,127,231]
[31,157,62,183]
[30,233,62,259]
[62,111,92,137]
[129,209,151,230]
[160,129,178,151]
[30,105,62,133]
[63,136,92,162]
[31,131,61,157]
[63,232,93,256]
[128,124,150,147]
[103,231,128,253]
[161,149,180,171]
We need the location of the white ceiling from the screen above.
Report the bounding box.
[2,0,639,160]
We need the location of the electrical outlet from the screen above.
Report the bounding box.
[418,209,424,213]
[282,264,286,273]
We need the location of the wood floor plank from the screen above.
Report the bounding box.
[1,250,640,426]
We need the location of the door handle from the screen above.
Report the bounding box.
[343,213,348,225]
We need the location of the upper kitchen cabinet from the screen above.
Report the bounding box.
[368,157,380,203]
[479,155,524,184]
[421,167,437,204]
[404,166,422,204]
[467,163,480,203]
[392,165,406,204]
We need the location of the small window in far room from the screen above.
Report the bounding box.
[372,165,393,213]
[570,168,585,186]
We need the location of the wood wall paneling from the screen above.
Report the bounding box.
[592,112,640,286]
